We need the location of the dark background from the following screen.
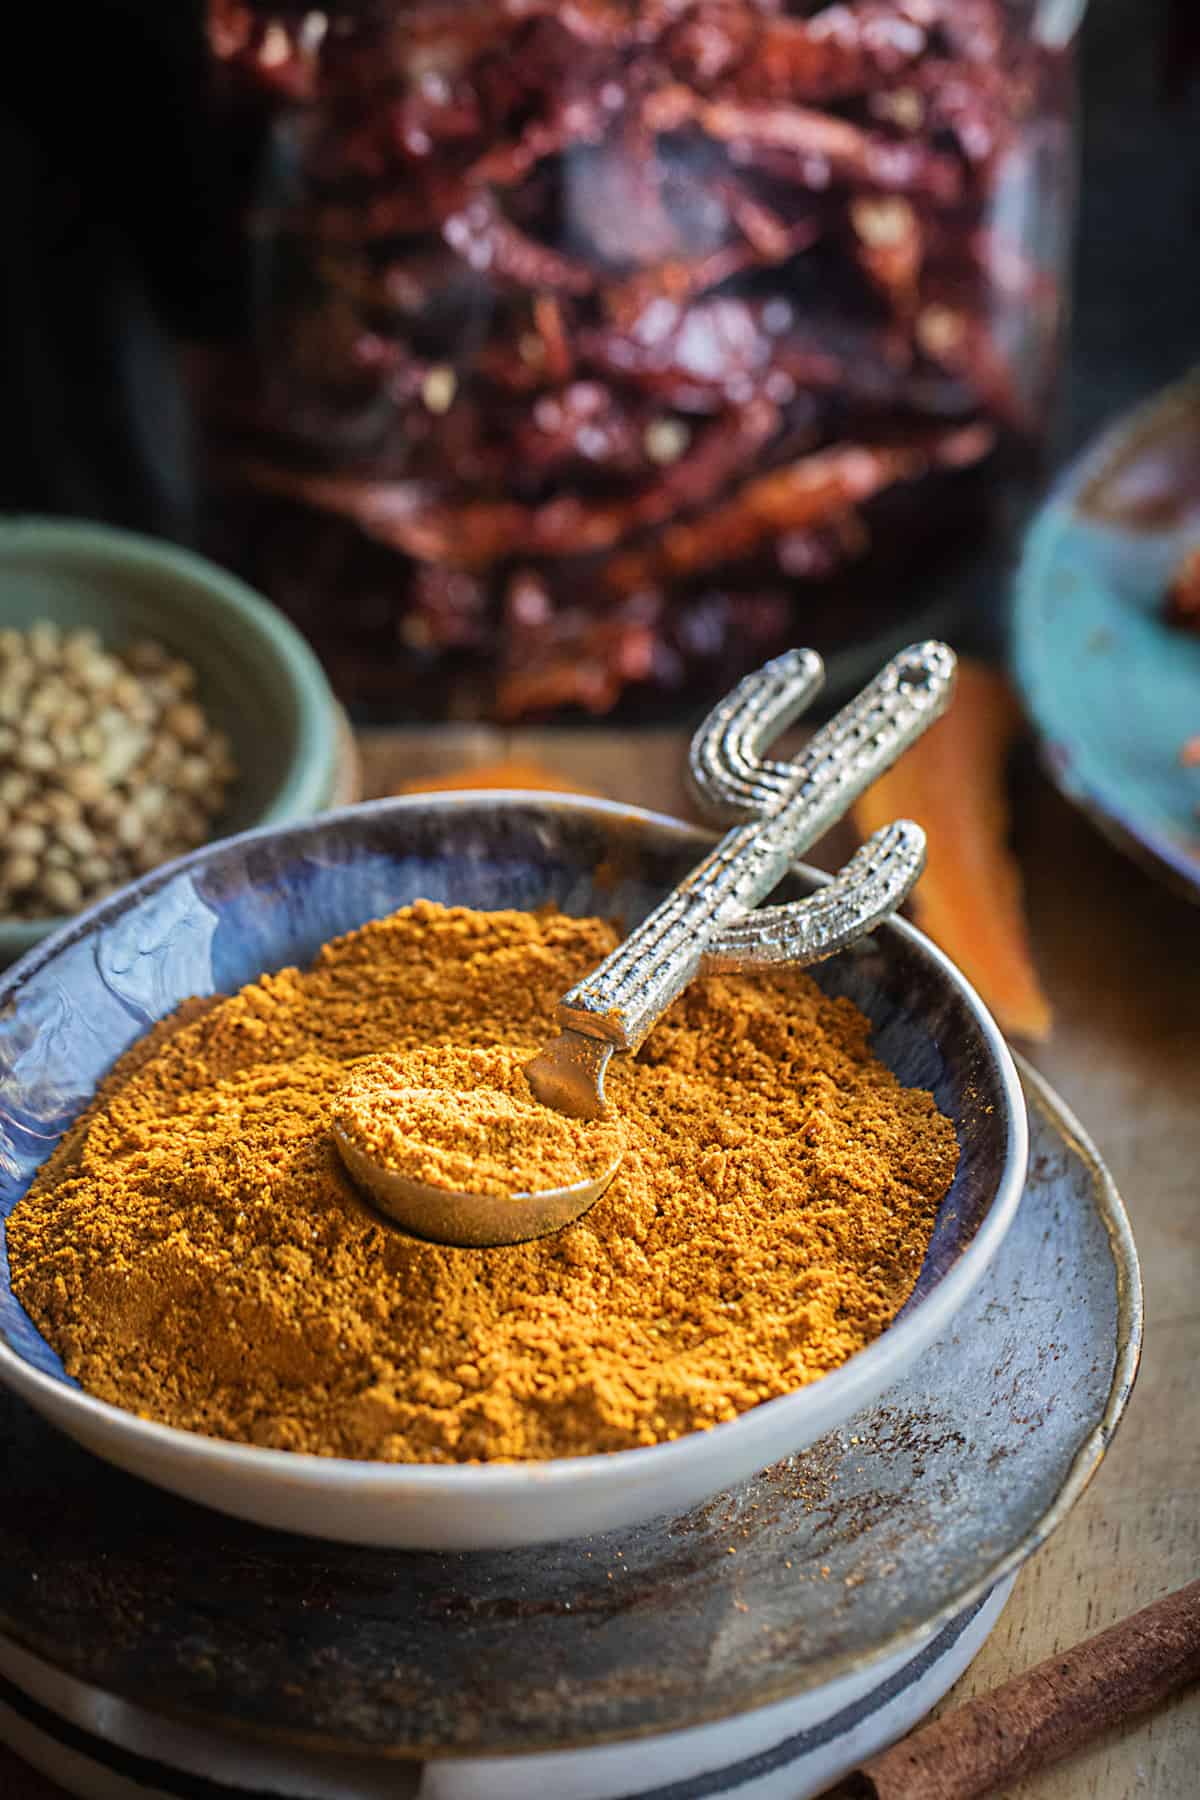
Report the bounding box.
[1,0,1197,543]
[1069,0,1200,443]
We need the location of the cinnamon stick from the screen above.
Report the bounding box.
[831,1579,1200,1800]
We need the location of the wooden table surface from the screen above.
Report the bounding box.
[6,725,1198,1798]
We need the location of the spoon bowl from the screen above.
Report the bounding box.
[332,1118,623,1247]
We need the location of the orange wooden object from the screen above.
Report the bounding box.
[396,760,599,797]
[853,659,1052,1042]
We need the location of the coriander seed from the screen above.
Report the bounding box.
[0,624,239,920]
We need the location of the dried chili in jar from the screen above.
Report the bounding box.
[196,0,1085,720]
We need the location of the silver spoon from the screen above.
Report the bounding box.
[333,1127,623,1250]
[335,640,956,1246]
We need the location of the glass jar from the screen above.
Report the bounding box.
[196,0,1087,721]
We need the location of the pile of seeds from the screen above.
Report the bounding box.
[0,623,237,919]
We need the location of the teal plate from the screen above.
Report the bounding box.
[1014,370,1200,901]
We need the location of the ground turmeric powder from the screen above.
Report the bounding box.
[7,901,959,1463]
[333,1044,624,1200]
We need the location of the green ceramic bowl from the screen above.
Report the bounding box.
[0,517,342,963]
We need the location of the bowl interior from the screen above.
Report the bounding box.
[0,519,337,839]
[0,795,1012,1393]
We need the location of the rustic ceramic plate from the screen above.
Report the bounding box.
[1014,369,1200,901]
[0,795,1026,1549]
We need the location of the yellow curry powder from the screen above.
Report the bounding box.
[7,902,959,1462]
[333,1044,625,1200]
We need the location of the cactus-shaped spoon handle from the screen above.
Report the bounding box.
[340,643,957,1245]
[527,642,955,1120]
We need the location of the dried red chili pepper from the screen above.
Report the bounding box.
[443,194,598,294]
[242,394,782,568]
[671,3,928,103]
[604,439,922,593]
[642,87,963,200]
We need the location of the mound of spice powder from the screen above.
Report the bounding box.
[7,902,959,1462]
[334,1043,625,1199]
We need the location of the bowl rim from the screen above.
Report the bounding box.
[0,790,1029,1497]
[0,514,342,943]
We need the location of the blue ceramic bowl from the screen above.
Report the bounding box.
[0,517,344,962]
[0,795,1027,1548]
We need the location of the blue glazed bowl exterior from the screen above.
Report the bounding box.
[0,795,1026,1547]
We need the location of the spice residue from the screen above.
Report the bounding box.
[333,1043,623,1199]
[8,902,959,1463]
